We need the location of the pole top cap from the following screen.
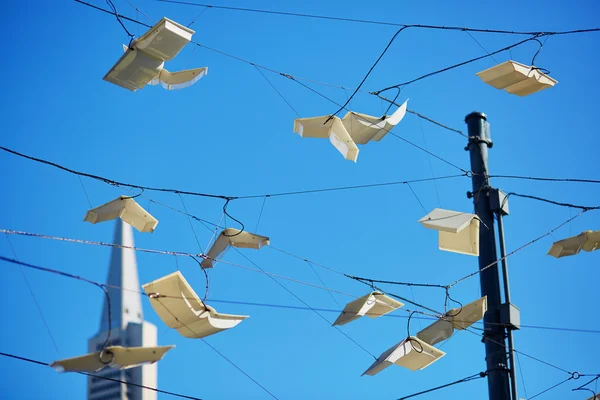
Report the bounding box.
[465,112,487,123]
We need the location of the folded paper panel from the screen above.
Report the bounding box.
[293,116,335,138]
[548,230,600,258]
[449,296,487,330]
[292,101,407,162]
[50,345,174,373]
[333,292,403,326]
[142,271,248,338]
[201,229,270,268]
[362,336,445,376]
[438,218,480,256]
[133,18,194,61]
[419,208,479,256]
[416,319,453,346]
[476,60,557,97]
[103,17,206,91]
[84,196,158,233]
[150,67,208,90]
[343,99,408,144]
[329,118,359,162]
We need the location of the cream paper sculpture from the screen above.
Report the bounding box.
[104,17,208,91]
[84,196,158,233]
[201,228,270,269]
[142,271,248,338]
[333,292,404,326]
[419,208,480,256]
[50,345,174,373]
[476,60,557,97]
[417,296,487,346]
[293,99,408,162]
[363,336,445,376]
[548,230,600,258]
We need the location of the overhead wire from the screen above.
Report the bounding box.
[373,35,548,94]
[397,371,486,399]
[231,248,378,359]
[505,192,599,211]
[156,0,600,36]
[3,236,61,355]
[488,174,600,184]
[150,294,279,399]
[72,0,477,167]
[528,376,573,399]
[254,65,300,117]
[0,256,113,351]
[0,228,359,299]
[0,145,468,200]
[447,209,591,288]
[0,352,204,400]
[326,26,408,121]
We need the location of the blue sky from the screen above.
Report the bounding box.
[0,0,599,399]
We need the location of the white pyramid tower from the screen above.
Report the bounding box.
[87,220,158,400]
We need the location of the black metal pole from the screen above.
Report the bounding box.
[497,213,518,400]
[465,112,511,400]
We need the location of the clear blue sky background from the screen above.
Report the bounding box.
[0,0,599,399]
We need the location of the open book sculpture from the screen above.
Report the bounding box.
[142,271,248,338]
[363,336,445,376]
[548,230,600,258]
[104,17,208,91]
[50,345,174,373]
[419,208,480,256]
[333,292,404,326]
[84,196,158,233]
[293,99,408,162]
[476,60,557,97]
[417,296,487,346]
[201,228,270,269]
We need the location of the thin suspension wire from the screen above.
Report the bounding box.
[417,116,442,207]
[397,371,486,399]
[254,66,300,117]
[465,31,500,64]
[388,131,468,172]
[305,260,341,308]
[3,236,60,355]
[528,376,573,399]
[123,0,154,22]
[200,338,279,399]
[516,351,529,399]
[156,0,600,36]
[0,256,113,351]
[77,175,93,208]
[0,352,204,400]
[150,291,279,399]
[178,194,205,253]
[406,182,428,214]
[187,6,208,27]
[448,210,590,288]
[254,196,268,232]
[232,248,377,359]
